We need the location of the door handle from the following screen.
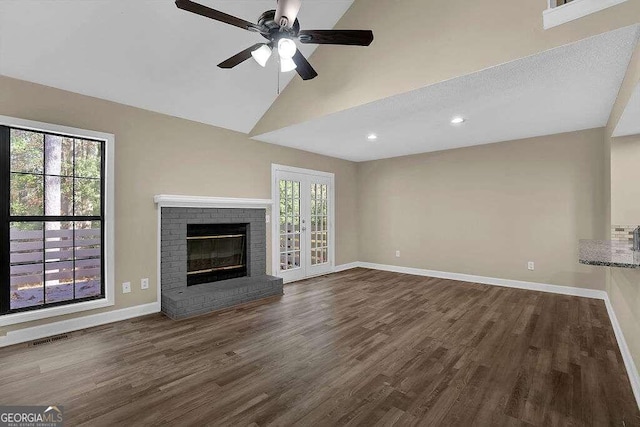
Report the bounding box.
[302,227,307,231]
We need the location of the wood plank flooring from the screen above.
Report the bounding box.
[0,268,638,426]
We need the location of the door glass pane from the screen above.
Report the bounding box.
[279,179,302,271]
[311,183,329,266]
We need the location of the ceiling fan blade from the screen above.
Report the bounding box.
[274,0,302,28]
[292,50,318,80]
[218,43,267,69]
[175,0,263,32]
[298,30,374,46]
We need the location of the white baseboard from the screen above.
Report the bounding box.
[336,261,638,409]
[0,302,160,348]
[604,295,640,409]
[333,262,361,273]
[356,262,607,299]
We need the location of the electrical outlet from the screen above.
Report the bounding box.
[528,262,535,271]
[141,278,149,290]
[122,282,131,294]
[396,250,401,258]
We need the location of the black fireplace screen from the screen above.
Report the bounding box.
[187,223,248,286]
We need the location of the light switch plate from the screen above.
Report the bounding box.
[122,282,131,294]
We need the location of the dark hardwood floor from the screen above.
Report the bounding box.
[0,268,638,426]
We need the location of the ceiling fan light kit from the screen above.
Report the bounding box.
[251,45,273,67]
[278,38,298,59]
[280,57,298,72]
[175,0,374,81]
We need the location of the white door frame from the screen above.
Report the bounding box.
[271,164,336,282]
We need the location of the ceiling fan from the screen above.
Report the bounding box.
[175,0,374,81]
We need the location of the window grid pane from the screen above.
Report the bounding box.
[5,127,105,314]
[9,222,44,309]
[10,173,44,216]
[10,130,43,174]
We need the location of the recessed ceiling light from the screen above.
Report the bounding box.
[367,133,378,141]
[451,117,465,125]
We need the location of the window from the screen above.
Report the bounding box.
[0,116,114,323]
[543,0,629,29]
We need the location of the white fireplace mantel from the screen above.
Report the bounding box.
[154,195,273,209]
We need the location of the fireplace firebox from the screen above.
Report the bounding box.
[187,223,248,286]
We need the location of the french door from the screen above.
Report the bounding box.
[272,165,334,283]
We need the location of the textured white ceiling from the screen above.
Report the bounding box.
[0,0,353,134]
[255,25,640,162]
[613,83,640,137]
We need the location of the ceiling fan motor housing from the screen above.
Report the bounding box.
[258,10,300,41]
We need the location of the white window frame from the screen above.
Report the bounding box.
[0,115,115,326]
[543,0,629,29]
[271,164,336,281]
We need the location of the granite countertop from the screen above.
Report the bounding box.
[579,240,640,269]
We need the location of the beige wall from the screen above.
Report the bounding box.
[612,136,640,224]
[610,42,640,225]
[0,75,359,334]
[606,41,640,375]
[358,129,608,290]
[608,134,640,376]
[252,0,640,136]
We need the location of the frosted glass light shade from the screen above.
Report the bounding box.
[278,38,297,59]
[251,45,272,67]
[280,57,297,72]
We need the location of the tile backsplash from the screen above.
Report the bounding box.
[611,225,639,242]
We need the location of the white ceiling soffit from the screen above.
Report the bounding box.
[255,25,640,162]
[0,0,354,134]
[613,83,640,137]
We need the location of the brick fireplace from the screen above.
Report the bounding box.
[155,196,283,319]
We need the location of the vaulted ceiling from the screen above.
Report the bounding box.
[251,0,640,137]
[0,0,354,134]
